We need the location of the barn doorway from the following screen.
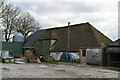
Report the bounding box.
[80,49,87,64]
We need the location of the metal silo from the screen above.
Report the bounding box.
[13,33,24,42]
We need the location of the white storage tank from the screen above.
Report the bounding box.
[13,33,24,42]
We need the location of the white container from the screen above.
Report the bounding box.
[0,51,9,57]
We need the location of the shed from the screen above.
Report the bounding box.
[0,42,23,55]
[102,39,120,67]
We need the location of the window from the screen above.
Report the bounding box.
[51,40,56,46]
[82,50,86,57]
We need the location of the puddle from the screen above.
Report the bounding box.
[39,65,48,68]
[57,69,66,72]
[2,67,9,71]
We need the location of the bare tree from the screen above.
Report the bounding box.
[0,0,5,27]
[0,1,20,42]
[14,13,40,38]
[0,1,40,41]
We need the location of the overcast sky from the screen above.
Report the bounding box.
[7,0,119,41]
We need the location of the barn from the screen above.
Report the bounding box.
[23,22,112,63]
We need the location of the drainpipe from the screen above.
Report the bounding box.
[67,22,70,52]
[66,22,70,62]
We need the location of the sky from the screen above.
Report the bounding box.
[6,0,119,41]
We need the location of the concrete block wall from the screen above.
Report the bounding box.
[86,49,102,65]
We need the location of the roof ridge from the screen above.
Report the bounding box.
[39,22,89,31]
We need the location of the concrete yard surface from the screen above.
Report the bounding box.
[1,63,120,78]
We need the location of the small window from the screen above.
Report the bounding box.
[51,40,56,46]
[82,50,86,57]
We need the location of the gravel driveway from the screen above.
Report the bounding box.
[1,63,119,78]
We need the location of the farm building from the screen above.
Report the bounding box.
[23,30,51,57]
[0,33,24,57]
[102,39,120,67]
[0,42,23,56]
[24,22,112,64]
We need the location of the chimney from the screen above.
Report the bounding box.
[68,22,70,26]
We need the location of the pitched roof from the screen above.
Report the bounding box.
[24,22,112,52]
[23,30,46,47]
[50,23,112,52]
[108,39,120,47]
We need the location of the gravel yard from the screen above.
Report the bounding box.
[1,63,119,78]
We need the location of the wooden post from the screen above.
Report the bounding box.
[80,49,82,63]
[107,53,110,66]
